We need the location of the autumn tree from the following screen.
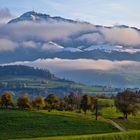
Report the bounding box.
[1,91,14,108]
[17,95,31,109]
[33,96,45,110]
[57,99,66,111]
[45,94,59,111]
[115,90,138,119]
[80,94,94,114]
[64,93,75,110]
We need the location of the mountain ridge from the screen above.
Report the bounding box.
[8,11,140,31]
[8,11,89,24]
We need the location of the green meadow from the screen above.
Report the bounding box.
[21,131,140,140]
[0,109,118,140]
[0,96,140,140]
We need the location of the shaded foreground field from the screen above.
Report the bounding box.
[21,131,140,140]
[0,109,118,140]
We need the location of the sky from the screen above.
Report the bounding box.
[0,0,140,28]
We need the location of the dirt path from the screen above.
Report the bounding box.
[108,119,127,132]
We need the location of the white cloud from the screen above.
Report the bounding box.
[21,41,38,48]
[101,27,140,46]
[0,22,95,41]
[0,38,16,52]
[77,32,104,44]
[6,58,139,73]
[0,21,140,53]
[77,27,140,46]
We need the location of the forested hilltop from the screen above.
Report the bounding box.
[0,65,119,98]
[0,65,56,80]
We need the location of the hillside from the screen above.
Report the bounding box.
[0,65,119,98]
[0,65,56,80]
[0,109,118,140]
[0,97,139,140]
[21,131,140,140]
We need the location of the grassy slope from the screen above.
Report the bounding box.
[0,109,118,140]
[114,112,140,131]
[100,99,140,131]
[0,99,140,140]
[21,131,140,140]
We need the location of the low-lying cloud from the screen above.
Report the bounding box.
[0,38,16,51]
[77,32,104,44]
[5,58,139,73]
[21,41,38,48]
[0,14,140,53]
[0,22,95,41]
[102,27,140,46]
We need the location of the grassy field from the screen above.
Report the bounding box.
[0,109,118,140]
[99,99,140,131]
[0,98,140,140]
[114,112,140,131]
[21,131,140,140]
[100,99,121,118]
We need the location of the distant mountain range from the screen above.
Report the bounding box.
[0,11,140,87]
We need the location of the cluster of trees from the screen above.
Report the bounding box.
[0,90,139,120]
[0,92,107,120]
[115,90,139,119]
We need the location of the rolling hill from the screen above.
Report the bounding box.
[0,65,119,98]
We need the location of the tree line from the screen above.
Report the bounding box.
[0,90,139,120]
[0,65,55,80]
